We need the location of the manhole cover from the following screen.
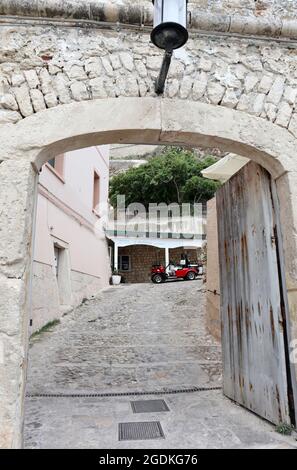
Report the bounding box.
[131,399,170,413]
[119,421,165,441]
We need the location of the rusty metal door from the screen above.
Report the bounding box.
[217,161,295,425]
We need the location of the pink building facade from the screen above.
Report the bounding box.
[31,146,111,333]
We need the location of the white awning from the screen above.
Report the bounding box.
[201,154,249,183]
[108,236,203,249]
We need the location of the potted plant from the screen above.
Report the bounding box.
[111,270,122,285]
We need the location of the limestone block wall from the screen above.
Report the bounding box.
[169,247,199,265]
[189,0,297,18]
[1,23,297,139]
[0,159,37,449]
[70,270,102,307]
[31,262,103,333]
[1,1,297,26]
[31,261,60,333]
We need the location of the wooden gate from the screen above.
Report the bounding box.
[217,161,296,425]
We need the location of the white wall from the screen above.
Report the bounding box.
[31,146,111,333]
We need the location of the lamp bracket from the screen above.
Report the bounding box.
[155,50,173,95]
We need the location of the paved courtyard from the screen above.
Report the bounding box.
[24,281,297,449]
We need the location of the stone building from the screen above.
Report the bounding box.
[31,146,111,333]
[115,245,201,284]
[106,212,206,283]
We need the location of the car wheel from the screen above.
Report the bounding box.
[185,271,195,281]
[152,274,164,284]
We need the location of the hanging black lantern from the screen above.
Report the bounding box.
[151,1,189,95]
[151,0,188,51]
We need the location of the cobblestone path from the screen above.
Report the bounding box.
[24,281,297,449]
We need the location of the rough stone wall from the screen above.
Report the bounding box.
[0,159,37,448]
[119,245,165,283]
[1,1,297,22]
[70,270,103,306]
[169,248,199,265]
[189,0,297,18]
[206,198,221,341]
[31,261,60,333]
[1,25,297,138]
[118,245,199,283]
[31,262,103,333]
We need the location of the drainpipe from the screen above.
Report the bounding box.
[114,242,118,272]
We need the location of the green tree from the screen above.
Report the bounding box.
[109,147,220,208]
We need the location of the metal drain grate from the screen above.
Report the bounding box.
[26,385,222,398]
[131,399,170,414]
[119,421,165,441]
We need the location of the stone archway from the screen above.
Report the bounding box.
[1,97,297,448]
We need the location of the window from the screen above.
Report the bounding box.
[118,255,131,271]
[47,154,65,179]
[93,171,100,212]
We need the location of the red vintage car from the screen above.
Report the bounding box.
[151,263,199,284]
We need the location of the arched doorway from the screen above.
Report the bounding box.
[1,97,297,448]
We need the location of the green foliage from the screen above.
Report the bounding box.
[30,319,60,340]
[109,147,220,208]
[275,423,295,436]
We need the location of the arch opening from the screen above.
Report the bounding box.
[1,97,297,448]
